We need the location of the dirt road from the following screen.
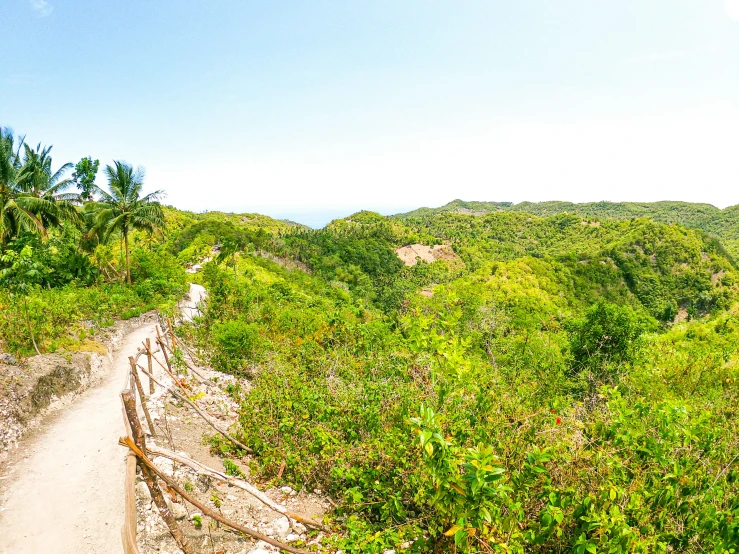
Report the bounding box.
[0,322,158,554]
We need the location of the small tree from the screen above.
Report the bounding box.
[568,300,644,377]
[72,156,100,202]
[215,235,248,278]
[0,128,48,248]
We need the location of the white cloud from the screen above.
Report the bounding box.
[727,0,739,21]
[29,0,53,17]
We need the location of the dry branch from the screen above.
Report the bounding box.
[156,326,173,369]
[141,340,179,383]
[147,443,329,532]
[120,436,310,554]
[146,338,154,394]
[157,337,211,385]
[136,362,253,454]
[121,450,141,554]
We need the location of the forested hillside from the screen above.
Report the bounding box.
[398,200,739,260]
[180,210,739,552]
[2,126,738,552]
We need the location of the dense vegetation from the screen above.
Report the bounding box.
[0,126,305,355]
[0,127,183,354]
[399,199,739,261]
[178,208,739,553]
[3,125,738,552]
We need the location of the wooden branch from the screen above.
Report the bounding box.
[156,326,172,371]
[129,357,156,437]
[147,443,328,532]
[136,363,253,454]
[157,337,211,385]
[168,316,176,350]
[121,391,194,554]
[121,449,141,554]
[120,436,310,554]
[146,338,154,394]
[141,340,178,383]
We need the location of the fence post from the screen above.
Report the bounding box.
[121,391,194,554]
[146,338,154,394]
[129,356,156,437]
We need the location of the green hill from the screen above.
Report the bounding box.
[397,199,739,259]
[2,124,738,554]
[187,208,739,552]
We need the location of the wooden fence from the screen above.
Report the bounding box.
[118,317,321,554]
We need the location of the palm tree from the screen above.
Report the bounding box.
[0,128,48,248]
[89,161,164,283]
[16,143,80,229]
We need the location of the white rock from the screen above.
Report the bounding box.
[383,550,396,554]
[268,515,291,538]
[152,456,174,476]
[169,501,188,520]
[279,486,295,496]
[286,533,300,542]
[136,481,151,499]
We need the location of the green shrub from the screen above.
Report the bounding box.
[567,300,645,377]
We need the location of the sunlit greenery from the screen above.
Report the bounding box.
[178,207,739,553]
[2,126,738,552]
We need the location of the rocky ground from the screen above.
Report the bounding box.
[134,328,331,553]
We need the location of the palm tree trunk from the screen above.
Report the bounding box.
[124,229,131,284]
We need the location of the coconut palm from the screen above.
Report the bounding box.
[16,143,80,229]
[0,128,49,248]
[89,161,164,283]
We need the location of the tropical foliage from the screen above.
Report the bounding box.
[2,126,739,552]
[0,128,185,354]
[180,207,739,553]
[88,161,164,283]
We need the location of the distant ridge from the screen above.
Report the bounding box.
[395,199,739,259]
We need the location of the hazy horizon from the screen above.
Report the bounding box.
[187,197,738,229]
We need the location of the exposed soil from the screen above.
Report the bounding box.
[395,243,457,267]
[0,315,156,464]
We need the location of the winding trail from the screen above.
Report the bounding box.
[0,284,205,554]
[0,322,158,554]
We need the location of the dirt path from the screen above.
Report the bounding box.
[180,283,206,322]
[0,322,159,554]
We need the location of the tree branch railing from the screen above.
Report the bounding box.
[119,320,321,553]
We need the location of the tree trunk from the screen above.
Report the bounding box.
[23,297,41,355]
[124,229,131,284]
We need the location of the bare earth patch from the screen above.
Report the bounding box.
[395,243,457,267]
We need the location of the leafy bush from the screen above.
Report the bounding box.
[211,319,263,373]
[567,300,645,377]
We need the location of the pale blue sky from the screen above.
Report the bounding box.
[2,1,738,226]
